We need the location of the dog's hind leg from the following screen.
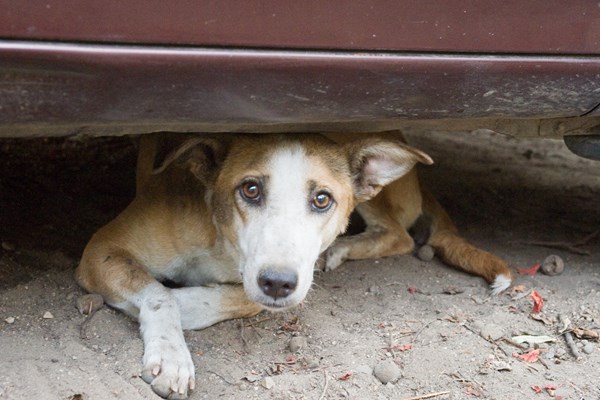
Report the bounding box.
[422,189,513,294]
[324,225,415,271]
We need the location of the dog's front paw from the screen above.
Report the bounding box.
[324,246,349,271]
[141,337,195,399]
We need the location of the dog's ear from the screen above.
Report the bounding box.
[347,139,433,202]
[152,137,229,185]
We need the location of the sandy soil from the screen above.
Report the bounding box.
[1,129,599,400]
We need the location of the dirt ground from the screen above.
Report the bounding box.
[1,129,599,400]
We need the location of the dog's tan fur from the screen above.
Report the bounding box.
[323,131,513,294]
[75,132,430,399]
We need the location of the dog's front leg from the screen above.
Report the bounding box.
[172,285,263,330]
[136,285,261,398]
[133,283,196,399]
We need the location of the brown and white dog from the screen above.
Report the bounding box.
[75,132,433,399]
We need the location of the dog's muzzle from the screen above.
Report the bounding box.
[257,269,298,301]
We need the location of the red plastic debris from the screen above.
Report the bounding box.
[530,290,544,313]
[338,373,352,381]
[407,287,418,294]
[531,385,543,394]
[285,355,297,364]
[386,344,413,352]
[518,263,541,275]
[514,349,540,363]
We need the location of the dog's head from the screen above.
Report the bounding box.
[156,134,432,310]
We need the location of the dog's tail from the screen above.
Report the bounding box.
[136,134,160,194]
[422,189,513,295]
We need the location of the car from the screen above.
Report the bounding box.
[0,0,599,159]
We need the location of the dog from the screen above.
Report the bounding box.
[75,132,432,399]
[323,131,513,294]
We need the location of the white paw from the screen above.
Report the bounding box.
[141,337,195,399]
[325,246,349,271]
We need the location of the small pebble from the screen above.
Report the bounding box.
[373,359,401,384]
[472,321,485,332]
[541,254,564,276]
[77,294,104,315]
[1,241,15,251]
[493,361,512,371]
[543,347,556,360]
[261,377,274,390]
[582,343,595,354]
[355,365,372,375]
[48,250,75,269]
[43,311,54,319]
[304,357,320,369]
[417,245,435,262]
[4,317,15,324]
[368,285,382,296]
[479,323,504,341]
[288,336,307,352]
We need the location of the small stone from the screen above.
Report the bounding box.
[1,241,15,251]
[417,245,435,262]
[356,365,372,375]
[543,347,556,360]
[493,361,512,371]
[368,285,382,296]
[43,311,54,319]
[479,323,504,341]
[582,343,595,354]
[4,317,15,324]
[48,250,75,269]
[373,359,401,384]
[471,321,485,332]
[288,336,307,352]
[304,357,320,369]
[541,255,564,276]
[76,294,104,315]
[261,377,274,390]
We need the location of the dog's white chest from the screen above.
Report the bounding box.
[165,250,240,286]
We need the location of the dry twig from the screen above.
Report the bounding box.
[79,301,101,340]
[501,337,528,350]
[318,370,329,400]
[558,314,581,360]
[400,391,450,400]
[513,230,598,256]
[239,320,248,347]
[413,320,437,342]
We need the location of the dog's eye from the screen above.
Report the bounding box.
[311,191,333,212]
[240,181,261,203]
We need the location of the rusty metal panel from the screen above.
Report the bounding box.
[1,42,600,137]
[1,0,600,55]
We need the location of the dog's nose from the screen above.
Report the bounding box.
[257,269,298,300]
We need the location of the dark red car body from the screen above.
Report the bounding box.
[1,0,600,140]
